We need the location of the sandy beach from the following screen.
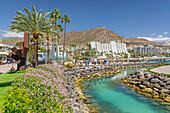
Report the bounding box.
[151,65,170,74]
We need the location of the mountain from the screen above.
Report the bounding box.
[0,37,24,46]
[59,27,126,46]
[1,27,170,50]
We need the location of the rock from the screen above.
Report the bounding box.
[162,78,170,82]
[150,78,160,83]
[166,80,170,85]
[152,91,160,98]
[146,76,152,81]
[159,81,166,87]
[161,89,169,93]
[165,85,170,90]
[139,85,146,89]
[153,83,162,90]
[164,96,170,102]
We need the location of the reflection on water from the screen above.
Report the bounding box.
[81,67,170,113]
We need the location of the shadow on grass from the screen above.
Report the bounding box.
[0,81,12,87]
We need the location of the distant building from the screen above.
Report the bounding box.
[132,45,163,56]
[162,41,170,46]
[0,43,16,62]
[166,49,170,54]
[90,41,129,57]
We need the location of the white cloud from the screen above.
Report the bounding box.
[157,35,163,38]
[0,29,24,38]
[138,37,170,42]
[163,32,168,35]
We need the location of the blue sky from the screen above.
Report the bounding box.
[0,0,170,43]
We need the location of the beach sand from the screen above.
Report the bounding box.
[151,65,170,74]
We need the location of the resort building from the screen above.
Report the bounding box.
[90,41,129,56]
[166,49,170,54]
[132,45,163,56]
[162,41,170,46]
[0,42,16,62]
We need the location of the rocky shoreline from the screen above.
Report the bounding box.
[63,62,168,113]
[122,69,170,104]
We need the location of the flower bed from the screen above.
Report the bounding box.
[4,65,73,113]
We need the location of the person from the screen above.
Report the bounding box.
[73,59,75,65]
[85,60,88,66]
[9,64,15,72]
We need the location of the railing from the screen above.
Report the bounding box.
[0,49,10,52]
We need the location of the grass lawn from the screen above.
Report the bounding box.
[0,72,20,112]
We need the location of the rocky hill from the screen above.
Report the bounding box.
[0,37,24,46]
[1,27,170,50]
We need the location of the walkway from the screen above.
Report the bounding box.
[150,65,170,74]
[0,64,17,74]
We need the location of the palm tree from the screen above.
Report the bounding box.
[56,24,63,61]
[61,14,71,60]
[50,9,62,61]
[9,6,58,67]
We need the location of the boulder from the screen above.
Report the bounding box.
[153,83,162,90]
[150,78,161,83]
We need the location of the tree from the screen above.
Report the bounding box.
[61,14,71,60]
[9,6,57,67]
[50,9,62,61]
[56,24,63,61]
[15,42,20,46]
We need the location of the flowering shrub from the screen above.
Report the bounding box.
[4,65,73,113]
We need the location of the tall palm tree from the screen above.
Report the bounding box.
[61,14,71,60]
[56,24,63,61]
[9,6,58,67]
[50,9,61,61]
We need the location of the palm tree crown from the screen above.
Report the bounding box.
[10,6,55,38]
[61,14,71,23]
[9,6,58,66]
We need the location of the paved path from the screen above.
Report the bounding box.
[0,64,17,74]
[151,65,170,74]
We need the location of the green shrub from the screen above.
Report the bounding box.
[3,65,73,112]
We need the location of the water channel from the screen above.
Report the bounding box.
[80,67,170,113]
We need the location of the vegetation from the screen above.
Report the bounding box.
[61,14,71,60]
[3,65,73,112]
[10,6,59,67]
[0,72,22,112]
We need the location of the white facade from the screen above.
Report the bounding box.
[163,41,170,46]
[91,41,129,56]
[132,45,163,56]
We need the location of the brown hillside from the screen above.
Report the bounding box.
[58,27,126,46]
[1,27,170,50]
[1,37,24,45]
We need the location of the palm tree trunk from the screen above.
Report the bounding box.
[57,31,60,62]
[47,36,49,63]
[63,22,66,60]
[34,38,38,67]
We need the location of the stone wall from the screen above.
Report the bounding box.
[122,69,170,103]
[64,62,168,113]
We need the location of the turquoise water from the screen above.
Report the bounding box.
[81,67,170,113]
[141,59,170,63]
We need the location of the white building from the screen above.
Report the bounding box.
[91,41,129,57]
[162,41,170,46]
[166,49,170,54]
[132,45,163,56]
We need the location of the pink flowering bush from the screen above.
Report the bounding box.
[4,65,73,113]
